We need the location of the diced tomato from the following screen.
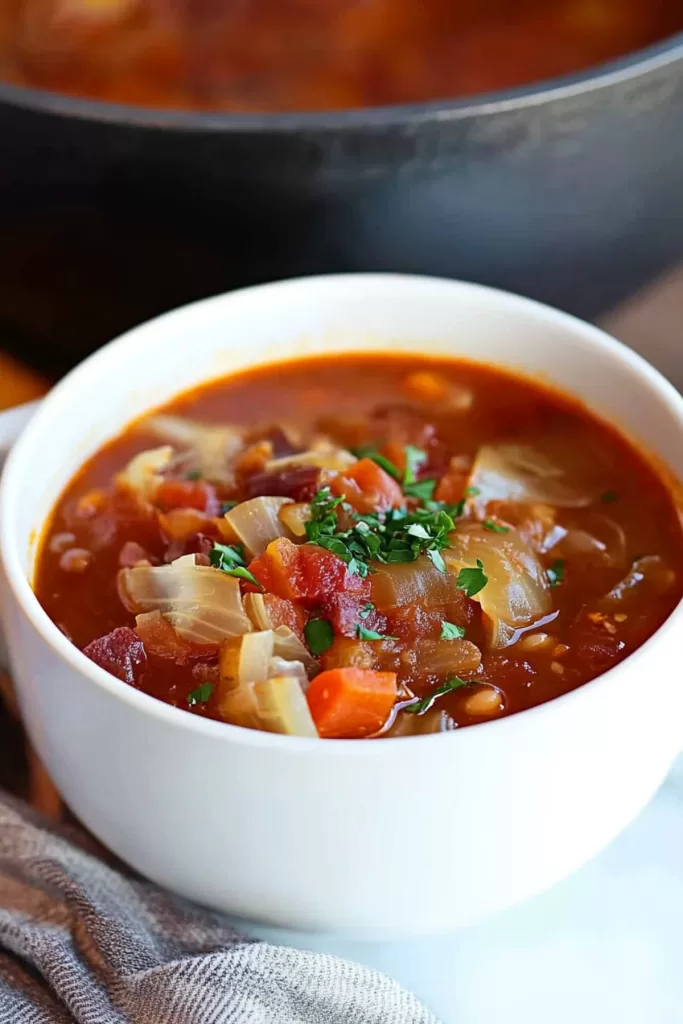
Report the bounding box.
[332,457,403,513]
[247,537,370,606]
[263,593,307,642]
[134,610,218,663]
[154,479,219,515]
[322,592,376,637]
[83,627,146,684]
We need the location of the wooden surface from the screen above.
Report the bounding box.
[0,351,49,410]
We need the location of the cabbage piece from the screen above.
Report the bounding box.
[268,656,309,691]
[467,442,600,512]
[542,513,627,569]
[146,415,243,483]
[599,555,677,609]
[445,524,551,648]
[118,556,252,643]
[370,556,460,612]
[273,625,316,672]
[116,446,173,503]
[224,496,293,557]
[278,502,311,538]
[218,631,318,736]
[265,444,356,474]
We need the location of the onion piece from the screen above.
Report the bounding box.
[116,446,173,504]
[370,556,460,612]
[278,502,311,538]
[224,496,293,557]
[600,555,676,609]
[543,513,628,569]
[265,445,356,474]
[119,556,252,643]
[445,524,551,648]
[273,625,316,672]
[467,442,600,512]
[415,639,482,678]
[243,592,273,631]
[219,630,274,691]
[146,415,243,483]
[268,657,310,691]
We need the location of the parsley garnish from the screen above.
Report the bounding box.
[219,500,237,516]
[304,618,334,655]
[482,519,510,534]
[403,445,427,486]
[209,543,263,589]
[187,682,213,706]
[547,558,565,587]
[600,489,618,504]
[209,542,245,569]
[359,602,375,620]
[464,486,480,497]
[403,478,437,501]
[456,559,488,597]
[356,625,397,642]
[440,621,466,640]
[185,469,202,480]
[404,676,471,715]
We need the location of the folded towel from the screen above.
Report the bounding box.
[0,793,439,1023]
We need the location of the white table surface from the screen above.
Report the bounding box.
[253,270,683,1023]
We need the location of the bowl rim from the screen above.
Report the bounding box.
[1,272,682,756]
[0,30,682,132]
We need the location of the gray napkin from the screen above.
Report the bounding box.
[0,793,439,1023]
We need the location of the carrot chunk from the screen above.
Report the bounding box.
[306,668,397,739]
[332,457,403,512]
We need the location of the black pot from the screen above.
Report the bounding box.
[1,34,683,374]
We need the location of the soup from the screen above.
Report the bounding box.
[33,354,683,739]
[2,1,682,112]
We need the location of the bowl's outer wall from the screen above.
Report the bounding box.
[1,52,683,370]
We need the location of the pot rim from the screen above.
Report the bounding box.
[0,29,682,133]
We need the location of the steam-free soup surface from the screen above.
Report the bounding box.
[3,1,682,111]
[35,355,683,739]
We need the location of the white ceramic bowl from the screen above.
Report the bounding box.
[0,274,682,938]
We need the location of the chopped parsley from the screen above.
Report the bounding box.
[356,624,398,642]
[209,542,246,569]
[187,682,213,706]
[359,602,375,620]
[440,621,466,640]
[209,543,263,589]
[482,519,510,534]
[547,558,565,587]
[404,676,471,715]
[185,469,202,480]
[403,478,437,501]
[403,444,427,486]
[600,489,618,504]
[456,559,488,597]
[304,617,334,655]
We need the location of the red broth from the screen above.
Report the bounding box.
[34,354,683,738]
[3,1,682,112]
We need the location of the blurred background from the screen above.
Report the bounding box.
[0,0,682,378]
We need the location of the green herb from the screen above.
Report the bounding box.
[209,542,246,570]
[456,559,488,598]
[403,445,427,486]
[351,447,401,481]
[359,602,375,620]
[426,548,447,573]
[223,566,263,589]
[304,618,334,655]
[403,478,437,501]
[440,621,466,640]
[482,519,510,534]
[356,625,397,642]
[600,489,618,504]
[185,469,202,480]
[464,486,480,497]
[547,558,565,587]
[404,676,471,715]
[218,501,237,516]
[187,682,213,706]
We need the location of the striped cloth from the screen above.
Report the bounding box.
[0,794,439,1023]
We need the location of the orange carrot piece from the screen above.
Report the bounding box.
[333,457,403,512]
[306,668,397,739]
